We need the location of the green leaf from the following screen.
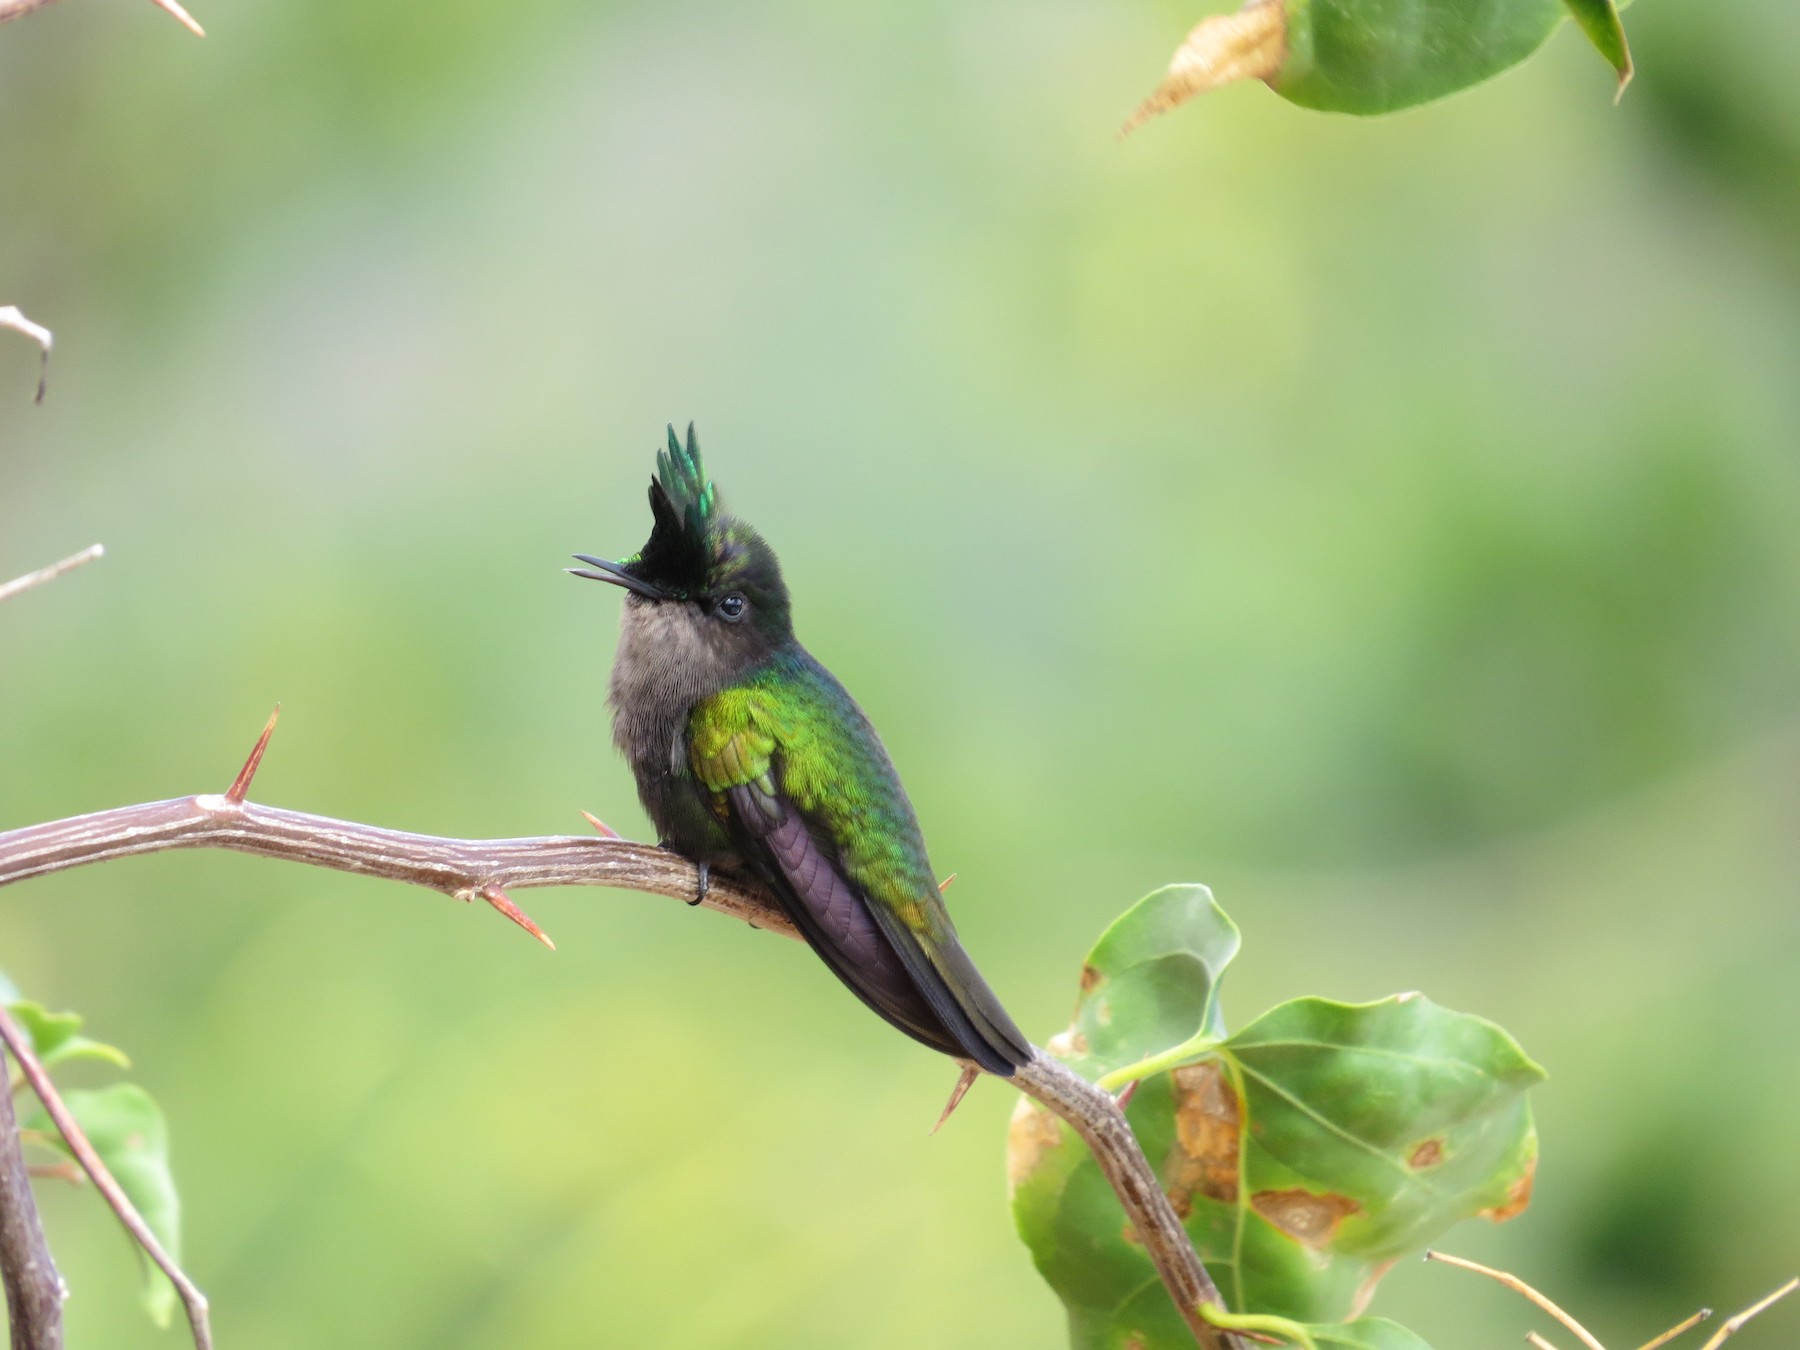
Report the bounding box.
[1275,0,1570,114]
[1559,0,1633,93]
[22,1085,182,1327]
[1223,993,1544,1276]
[1059,884,1239,1081]
[1009,887,1541,1349]
[5,1000,133,1073]
[1126,0,1635,134]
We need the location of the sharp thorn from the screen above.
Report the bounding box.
[147,0,206,36]
[225,704,280,803]
[931,1064,981,1135]
[937,872,957,892]
[1114,1079,1141,1112]
[480,884,555,950]
[579,809,619,838]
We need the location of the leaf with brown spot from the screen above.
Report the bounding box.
[1005,1097,1064,1190]
[1127,0,1640,124]
[1477,1154,1536,1221]
[1010,886,1540,1348]
[1252,1188,1362,1247]
[1166,1060,1241,1214]
[1409,1139,1446,1170]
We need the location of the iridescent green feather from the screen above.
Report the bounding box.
[689,651,946,942]
[655,422,718,547]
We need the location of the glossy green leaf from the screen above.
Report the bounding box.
[23,1085,181,1327]
[1010,888,1541,1349]
[5,1000,132,1073]
[1272,0,1632,115]
[1560,0,1632,90]
[1058,884,1239,1080]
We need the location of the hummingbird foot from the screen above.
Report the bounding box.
[654,841,710,906]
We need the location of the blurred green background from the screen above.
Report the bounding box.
[3,0,1798,1345]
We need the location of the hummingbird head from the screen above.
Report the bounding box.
[571,424,793,664]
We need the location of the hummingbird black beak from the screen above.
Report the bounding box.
[567,554,669,600]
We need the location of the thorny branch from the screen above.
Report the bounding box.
[0,715,1244,1349]
[0,0,204,37]
[0,1008,212,1350]
[0,1041,63,1350]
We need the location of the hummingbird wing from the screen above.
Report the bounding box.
[690,664,1030,1077]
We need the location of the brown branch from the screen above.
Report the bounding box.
[1012,1052,1241,1349]
[0,792,799,939]
[0,0,204,35]
[0,545,104,606]
[0,1041,64,1350]
[0,721,1242,1347]
[0,1007,211,1350]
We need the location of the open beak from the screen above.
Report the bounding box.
[567,554,669,600]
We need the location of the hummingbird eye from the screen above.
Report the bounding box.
[716,593,748,621]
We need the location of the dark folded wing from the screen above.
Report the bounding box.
[725,777,1027,1075]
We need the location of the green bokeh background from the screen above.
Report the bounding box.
[3,2,1797,1346]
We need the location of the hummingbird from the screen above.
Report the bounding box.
[570,425,1031,1077]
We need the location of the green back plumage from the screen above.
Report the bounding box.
[690,649,943,936]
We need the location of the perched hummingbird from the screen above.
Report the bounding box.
[570,425,1030,1077]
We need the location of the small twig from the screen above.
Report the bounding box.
[0,1007,211,1350]
[1427,1251,1606,1350]
[1697,1279,1798,1350]
[0,1040,64,1350]
[1636,1309,1712,1350]
[24,1163,83,1187]
[0,545,104,605]
[1430,1252,1793,1350]
[0,0,204,35]
[0,306,52,403]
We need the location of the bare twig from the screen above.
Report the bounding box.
[0,1041,64,1350]
[1698,1280,1798,1350]
[0,1007,211,1350]
[1429,1252,1794,1350]
[0,0,204,36]
[1637,1309,1712,1350]
[0,545,104,605]
[0,306,52,403]
[0,717,1247,1346]
[1427,1250,1607,1350]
